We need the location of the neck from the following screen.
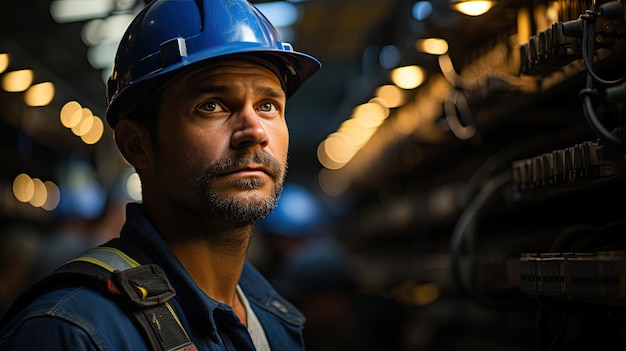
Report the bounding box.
[169,234,250,326]
[170,233,249,300]
[142,199,253,320]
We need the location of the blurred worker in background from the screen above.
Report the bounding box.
[252,183,408,351]
[250,183,331,280]
[0,170,129,317]
[0,0,320,350]
[29,166,131,282]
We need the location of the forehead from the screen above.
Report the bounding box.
[169,59,284,90]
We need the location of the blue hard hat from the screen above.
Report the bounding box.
[105,0,321,127]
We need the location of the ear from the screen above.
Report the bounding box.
[114,119,153,170]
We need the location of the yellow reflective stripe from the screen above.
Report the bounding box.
[63,244,192,346]
[66,246,141,272]
[69,256,117,272]
[165,302,191,340]
[95,246,141,267]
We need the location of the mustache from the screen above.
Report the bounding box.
[202,150,284,180]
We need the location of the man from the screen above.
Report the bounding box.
[0,0,320,349]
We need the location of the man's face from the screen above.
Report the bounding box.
[148,59,289,225]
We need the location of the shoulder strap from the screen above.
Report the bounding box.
[0,238,196,351]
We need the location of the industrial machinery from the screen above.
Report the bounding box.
[325,0,626,349]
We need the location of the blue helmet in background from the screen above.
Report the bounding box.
[256,183,327,238]
[106,0,321,127]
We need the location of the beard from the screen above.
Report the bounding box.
[192,150,286,225]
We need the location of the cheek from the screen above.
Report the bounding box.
[271,123,290,160]
[159,125,221,169]
[184,131,225,165]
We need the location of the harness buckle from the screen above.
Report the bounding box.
[112,264,176,308]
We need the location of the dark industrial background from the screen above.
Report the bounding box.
[1,0,625,350]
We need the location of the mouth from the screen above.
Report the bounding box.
[206,151,283,182]
[224,165,272,177]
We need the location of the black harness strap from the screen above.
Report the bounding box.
[0,238,196,351]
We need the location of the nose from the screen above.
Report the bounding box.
[231,105,269,149]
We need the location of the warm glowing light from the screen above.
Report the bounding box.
[13,173,34,203]
[60,101,83,128]
[317,140,344,170]
[71,108,93,135]
[29,178,48,207]
[375,85,406,108]
[352,102,389,128]
[346,119,377,145]
[317,102,389,171]
[42,181,61,211]
[81,116,105,144]
[324,133,357,165]
[451,0,496,16]
[416,38,449,55]
[0,53,9,73]
[73,113,94,136]
[517,7,531,42]
[25,82,55,106]
[2,69,33,92]
[336,119,368,147]
[390,65,425,90]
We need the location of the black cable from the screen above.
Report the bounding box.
[449,171,512,307]
[582,219,626,251]
[443,90,481,144]
[580,10,624,86]
[549,224,599,252]
[579,8,624,147]
[581,82,624,146]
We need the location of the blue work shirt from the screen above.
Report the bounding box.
[0,203,306,350]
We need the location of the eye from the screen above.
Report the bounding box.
[258,101,277,113]
[198,100,224,112]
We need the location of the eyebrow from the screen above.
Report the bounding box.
[258,86,286,99]
[195,85,230,96]
[194,85,286,99]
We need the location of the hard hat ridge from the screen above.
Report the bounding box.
[105,0,321,128]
